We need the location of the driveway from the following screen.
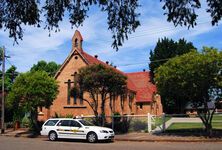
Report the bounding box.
[153,117,202,133]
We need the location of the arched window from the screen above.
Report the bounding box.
[74,38,78,47]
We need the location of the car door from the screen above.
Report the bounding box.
[41,119,59,136]
[69,120,86,139]
[56,120,72,139]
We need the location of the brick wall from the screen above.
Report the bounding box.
[38,48,162,121]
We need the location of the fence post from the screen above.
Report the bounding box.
[162,113,166,132]
[148,113,152,133]
[112,114,114,130]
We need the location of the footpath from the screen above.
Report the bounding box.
[1,128,222,142]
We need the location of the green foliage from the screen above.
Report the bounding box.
[21,114,31,128]
[65,114,73,118]
[155,47,222,136]
[149,38,196,113]
[30,60,60,77]
[52,112,73,118]
[8,71,59,110]
[0,65,19,92]
[107,113,131,133]
[7,71,59,132]
[161,0,222,27]
[113,112,121,122]
[0,0,140,50]
[1,1,221,50]
[53,112,62,118]
[129,119,147,132]
[0,65,20,123]
[70,86,80,98]
[12,107,25,123]
[77,64,127,125]
[78,64,127,96]
[149,38,196,82]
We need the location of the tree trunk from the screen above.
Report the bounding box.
[101,94,106,126]
[94,110,100,126]
[204,123,213,137]
[30,109,40,134]
[197,107,215,137]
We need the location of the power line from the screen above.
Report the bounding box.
[115,58,171,67]
[8,19,213,57]
[93,20,213,44]
[6,58,14,67]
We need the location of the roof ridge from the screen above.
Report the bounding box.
[126,71,150,75]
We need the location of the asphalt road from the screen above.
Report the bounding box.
[0,136,222,150]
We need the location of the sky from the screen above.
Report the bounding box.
[0,0,222,73]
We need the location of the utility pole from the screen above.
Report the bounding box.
[1,46,5,134]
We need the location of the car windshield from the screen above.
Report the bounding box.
[79,120,94,126]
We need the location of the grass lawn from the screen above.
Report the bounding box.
[167,123,203,130]
[163,115,222,136]
[212,115,222,122]
[167,122,222,130]
[152,116,171,129]
[212,122,222,129]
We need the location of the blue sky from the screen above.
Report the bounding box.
[0,0,222,73]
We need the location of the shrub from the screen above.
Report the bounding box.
[130,119,147,132]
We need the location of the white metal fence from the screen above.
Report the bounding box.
[79,113,167,133]
[79,113,222,134]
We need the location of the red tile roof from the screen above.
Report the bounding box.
[126,72,157,102]
[81,51,109,66]
[55,30,156,103]
[81,51,137,92]
[81,51,156,102]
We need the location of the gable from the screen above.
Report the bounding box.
[54,48,91,79]
[126,72,157,102]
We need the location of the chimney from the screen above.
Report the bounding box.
[143,69,146,72]
[94,55,98,59]
[114,66,117,68]
[106,61,109,64]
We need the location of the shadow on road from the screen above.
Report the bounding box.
[42,138,114,144]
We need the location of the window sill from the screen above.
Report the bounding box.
[38,112,44,116]
[63,106,87,109]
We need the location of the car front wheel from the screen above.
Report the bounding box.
[48,131,57,141]
[87,132,97,143]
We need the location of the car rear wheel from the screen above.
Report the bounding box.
[87,132,97,143]
[48,131,57,141]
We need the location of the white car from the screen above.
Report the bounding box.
[40,118,115,143]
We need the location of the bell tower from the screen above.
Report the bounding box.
[72,30,83,52]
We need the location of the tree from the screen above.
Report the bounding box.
[149,38,196,113]
[155,47,222,136]
[161,0,222,27]
[77,64,127,125]
[0,65,19,91]
[1,1,221,50]
[30,60,60,77]
[7,71,59,132]
[149,38,196,83]
[0,65,19,122]
[0,0,140,50]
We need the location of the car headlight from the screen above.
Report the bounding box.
[100,130,108,133]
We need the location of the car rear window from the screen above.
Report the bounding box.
[44,120,59,126]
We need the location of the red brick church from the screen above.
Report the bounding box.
[39,30,162,121]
